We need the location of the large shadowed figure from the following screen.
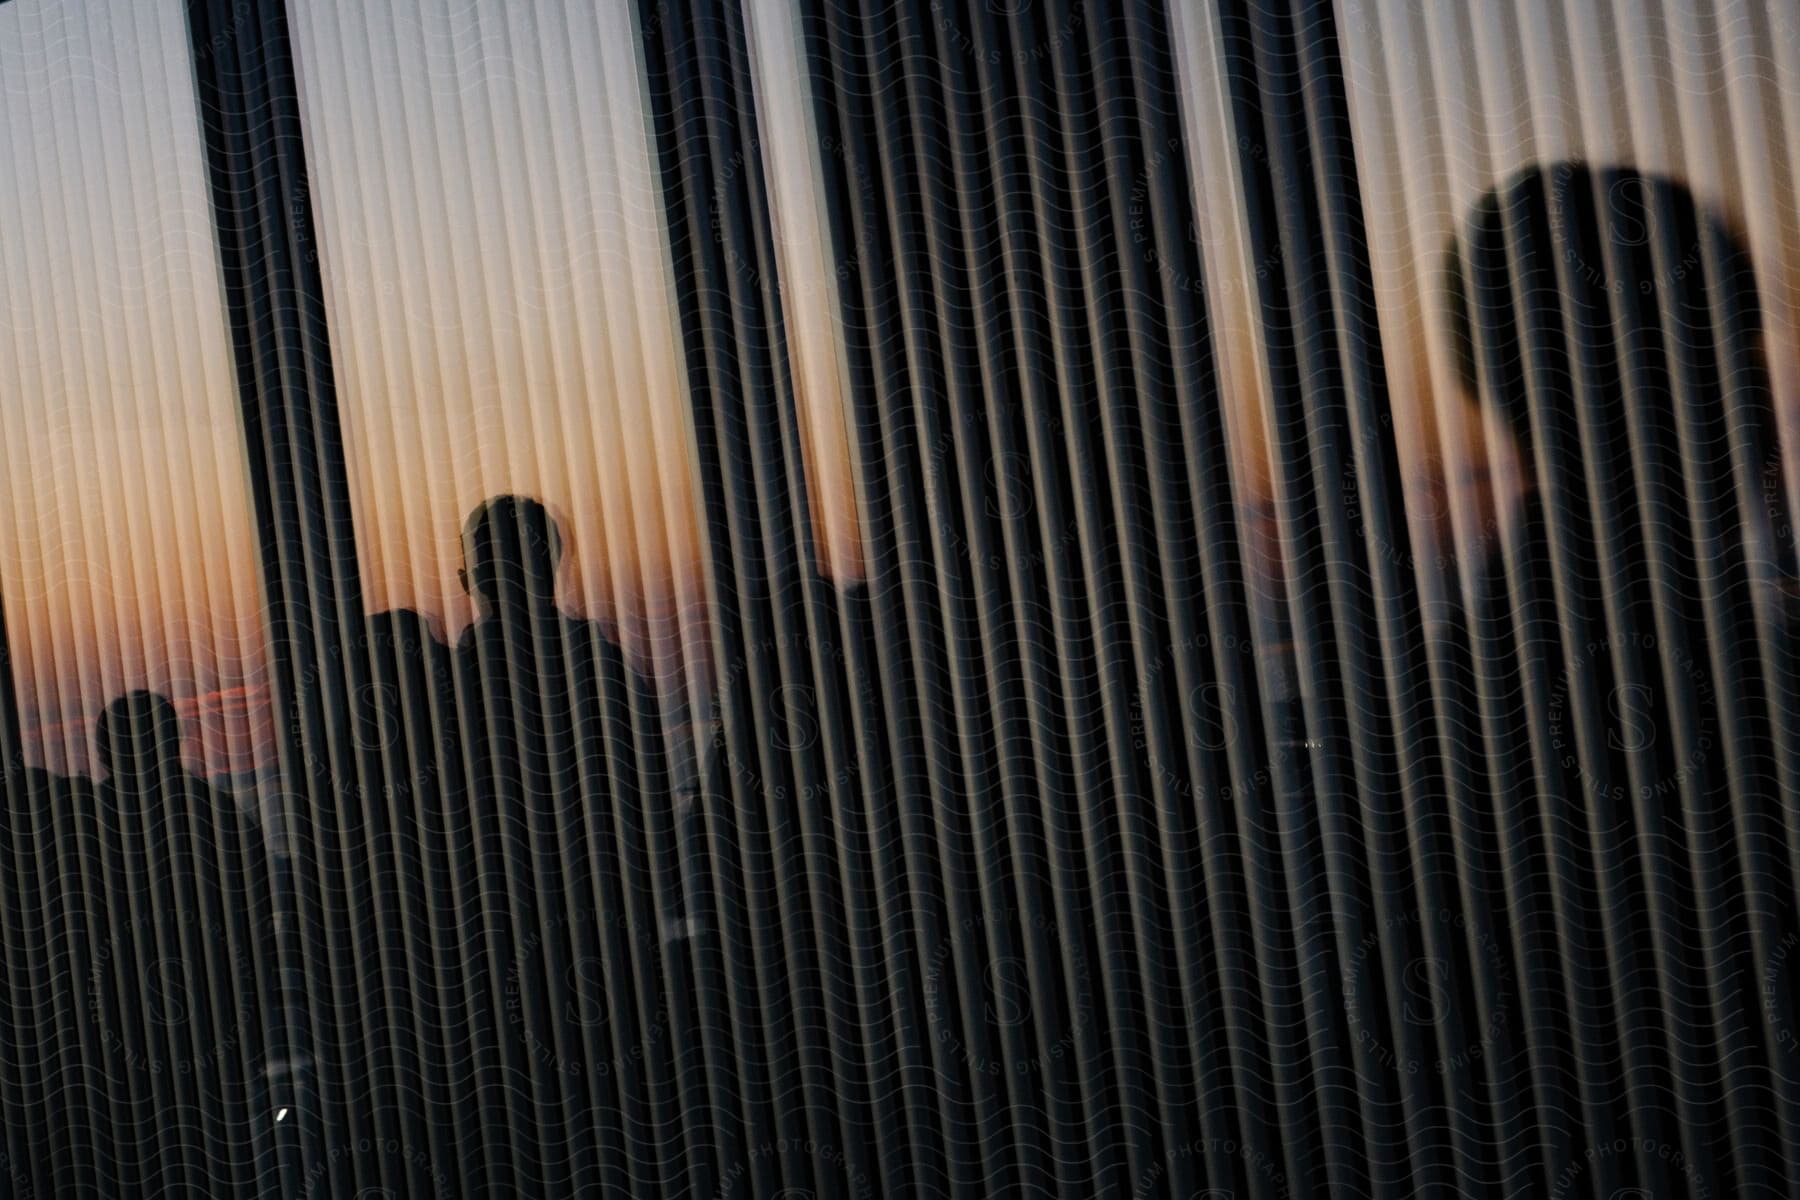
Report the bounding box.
[451,494,672,1190]
[1441,163,1795,1198]
[80,691,273,1197]
[348,607,474,1181]
[454,495,626,841]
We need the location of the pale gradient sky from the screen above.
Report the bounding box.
[0,0,273,777]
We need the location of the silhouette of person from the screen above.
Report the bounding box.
[455,494,671,820]
[347,607,471,1181]
[363,608,464,810]
[84,691,272,1197]
[0,749,113,1196]
[1441,162,1791,1197]
[452,495,669,1190]
[458,496,594,788]
[362,608,468,1008]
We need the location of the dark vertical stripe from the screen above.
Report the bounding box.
[182,0,370,1192]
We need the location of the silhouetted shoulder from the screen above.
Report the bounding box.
[559,612,625,672]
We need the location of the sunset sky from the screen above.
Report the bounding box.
[287,0,711,687]
[0,0,272,777]
[2,0,1796,778]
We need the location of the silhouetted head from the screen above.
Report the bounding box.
[95,691,186,790]
[363,607,453,723]
[459,495,564,613]
[1443,163,1775,478]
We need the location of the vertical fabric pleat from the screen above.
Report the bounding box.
[1,0,1799,1196]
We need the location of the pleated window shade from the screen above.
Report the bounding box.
[0,0,1797,1196]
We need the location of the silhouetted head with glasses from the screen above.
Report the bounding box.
[1444,163,1777,492]
[1442,161,1790,581]
[459,494,567,619]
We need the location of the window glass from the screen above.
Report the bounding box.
[1332,0,1800,587]
[288,0,707,690]
[741,0,864,583]
[0,0,277,790]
